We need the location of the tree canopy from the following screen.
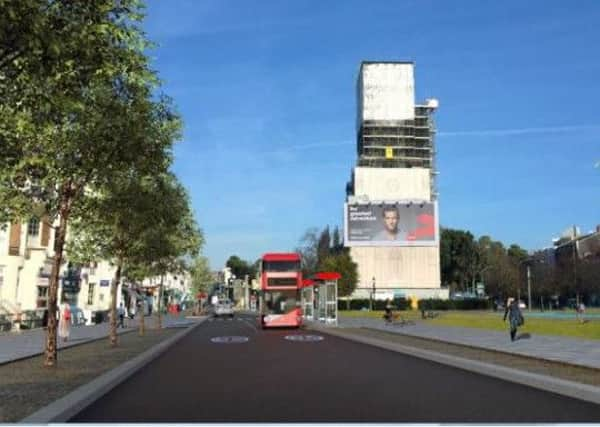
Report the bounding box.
[0,0,193,366]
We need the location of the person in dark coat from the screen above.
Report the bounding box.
[503,298,523,341]
[383,299,394,323]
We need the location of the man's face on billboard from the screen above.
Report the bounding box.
[383,209,399,233]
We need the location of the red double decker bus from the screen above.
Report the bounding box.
[258,253,303,328]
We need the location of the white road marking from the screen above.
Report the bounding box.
[284,335,324,342]
[210,336,249,344]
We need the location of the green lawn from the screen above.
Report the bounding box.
[340,310,600,340]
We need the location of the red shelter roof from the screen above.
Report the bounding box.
[314,272,341,281]
[301,272,341,287]
[302,279,315,288]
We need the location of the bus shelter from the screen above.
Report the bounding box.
[301,272,339,326]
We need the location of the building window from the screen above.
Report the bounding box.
[37,286,48,298]
[28,218,40,237]
[36,285,48,308]
[87,283,96,305]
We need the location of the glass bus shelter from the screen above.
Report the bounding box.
[301,272,339,326]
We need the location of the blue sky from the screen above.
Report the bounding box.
[143,0,600,269]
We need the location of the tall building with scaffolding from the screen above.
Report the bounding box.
[344,61,446,301]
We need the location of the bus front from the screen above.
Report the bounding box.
[259,253,303,328]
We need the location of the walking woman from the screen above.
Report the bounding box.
[503,298,523,341]
[59,302,71,342]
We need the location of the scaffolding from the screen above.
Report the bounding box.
[355,103,438,201]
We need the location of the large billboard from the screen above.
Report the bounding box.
[344,201,438,246]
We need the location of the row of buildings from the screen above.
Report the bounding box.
[0,219,192,328]
[533,225,600,266]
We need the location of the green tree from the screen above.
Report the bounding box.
[190,256,213,295]
[507,244,528,262]
[69,172,201,344]
[440,228,479,291]
[331,226,343,255]
[131,175,202,330]
[225,256,254,280]
[0,1,171,366]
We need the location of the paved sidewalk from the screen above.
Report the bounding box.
[0,314,197,365]
[337,315,600,370]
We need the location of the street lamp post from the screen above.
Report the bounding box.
[526,264,532,313]
[370,277,376,311]
[518,258,533,312]
[244,274,249,310]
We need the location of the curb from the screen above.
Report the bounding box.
[21,318,207,423]
[360,326,600,372]
[308,324,600,406]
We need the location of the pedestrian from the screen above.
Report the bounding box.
[59,302,71,342]
[383,298,394,323]
[503,297,523,341]
[117,303,126,328]
[13,303,23,333]
[577,302,586,323]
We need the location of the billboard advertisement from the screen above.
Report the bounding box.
[344,201,438,246]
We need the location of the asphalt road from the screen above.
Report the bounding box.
[72,313,600,423]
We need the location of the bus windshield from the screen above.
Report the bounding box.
[262,260,301,272]
[263,290,299,314]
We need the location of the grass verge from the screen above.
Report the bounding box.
[340,310,600,340]
[0,327,179,423]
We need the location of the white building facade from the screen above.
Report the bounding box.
[0,219,192,326]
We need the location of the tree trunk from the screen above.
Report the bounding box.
[44,195,71,367]
[109,259,122,347]
[157,275,163,329]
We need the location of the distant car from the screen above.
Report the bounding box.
[214,300,234,318]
